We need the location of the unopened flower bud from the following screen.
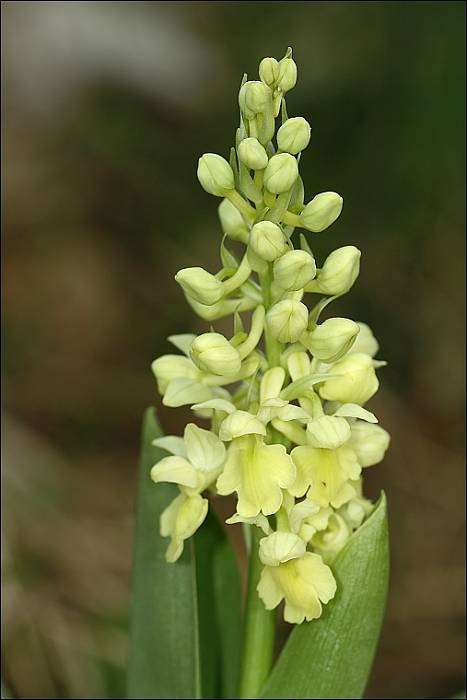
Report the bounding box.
[175,267,224,306]
[277,56,297,92]
[238,137,269,170]
[190,332,241,376]
[218,198,249,242]
[238,80,270,120]
[311,246,361,296]
[250,220,287,261]
[319,353,379,405]
[264,153,299,194]
[277,117,311,155]
[300,192,343,232]
[267,299,309,343]
[197,153,235,197]
[273,250,316,290]
[348,322,379,358]
[347,422,390,467]
[308,317,359,362]
[259,56,280,87]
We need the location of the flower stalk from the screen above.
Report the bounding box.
[238,526,276,699]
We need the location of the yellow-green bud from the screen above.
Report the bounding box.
[273,250,316,290]
[238,137,269,170]
[238,80,270,119]
[312,246,361,295]
[218,198,249,242]
[264,153,298,194]
[267,299,309,343]
[277,117,311,155]
[249,221,287,261]
[319,353,379,405]
[308,317,360,363]
[347,422,390,467]
[190,332,241,376]
[175,267,224,306]
[300,192,343,232]
[348,322,379,358]
[277,56,297,92]
[259,56,280,87]
[197,153,235,197]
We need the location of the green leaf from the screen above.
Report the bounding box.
[193,511,224,700]
[214,540,243,698]
[127,408,242,699]
[127,408,199,699]
[262,492,389,700]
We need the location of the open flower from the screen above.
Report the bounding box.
[258,551,336,623]
[151,422,225,487]
[311,512,352,563]
[290,445,360,507]
[151,423,225,561]
[217,434,295,517]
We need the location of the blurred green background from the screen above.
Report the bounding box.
[2,1,465,698]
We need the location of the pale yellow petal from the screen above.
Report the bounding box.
[151,456,200,488]
[302,552,337,603]
[184,423,225,471]
[160,493,184,537]
[166,538,184,563]
[174,493,209,541]
[290,445,315,497]
[259,532,306,567]
[257,566,284,610]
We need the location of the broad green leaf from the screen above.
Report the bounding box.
[127,408,200,699]
[193,511,225,700]
[214,540,243,698]
[127,408,242,699]
[262,493,389,700]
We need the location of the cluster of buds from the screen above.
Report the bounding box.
[151,48,390,624]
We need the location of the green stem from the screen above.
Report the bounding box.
[260,265,281,367]
[282,210,301,227]
[238,527,276,699]
[226,189,257,221]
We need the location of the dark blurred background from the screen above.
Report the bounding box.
[2,2,466,698]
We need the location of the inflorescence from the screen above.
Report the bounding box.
[150,48,390,624]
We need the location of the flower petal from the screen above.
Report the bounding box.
[152,436,186,457]
[306,415,351,449]
[259,532,306,567]
[226,512,272,534]
[184,423,226,471]
[151,456,200,488]
[219,410,267,441]
[163,378,213,407]
[257,566,284,610]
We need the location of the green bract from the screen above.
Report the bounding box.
[147,46,390,699]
